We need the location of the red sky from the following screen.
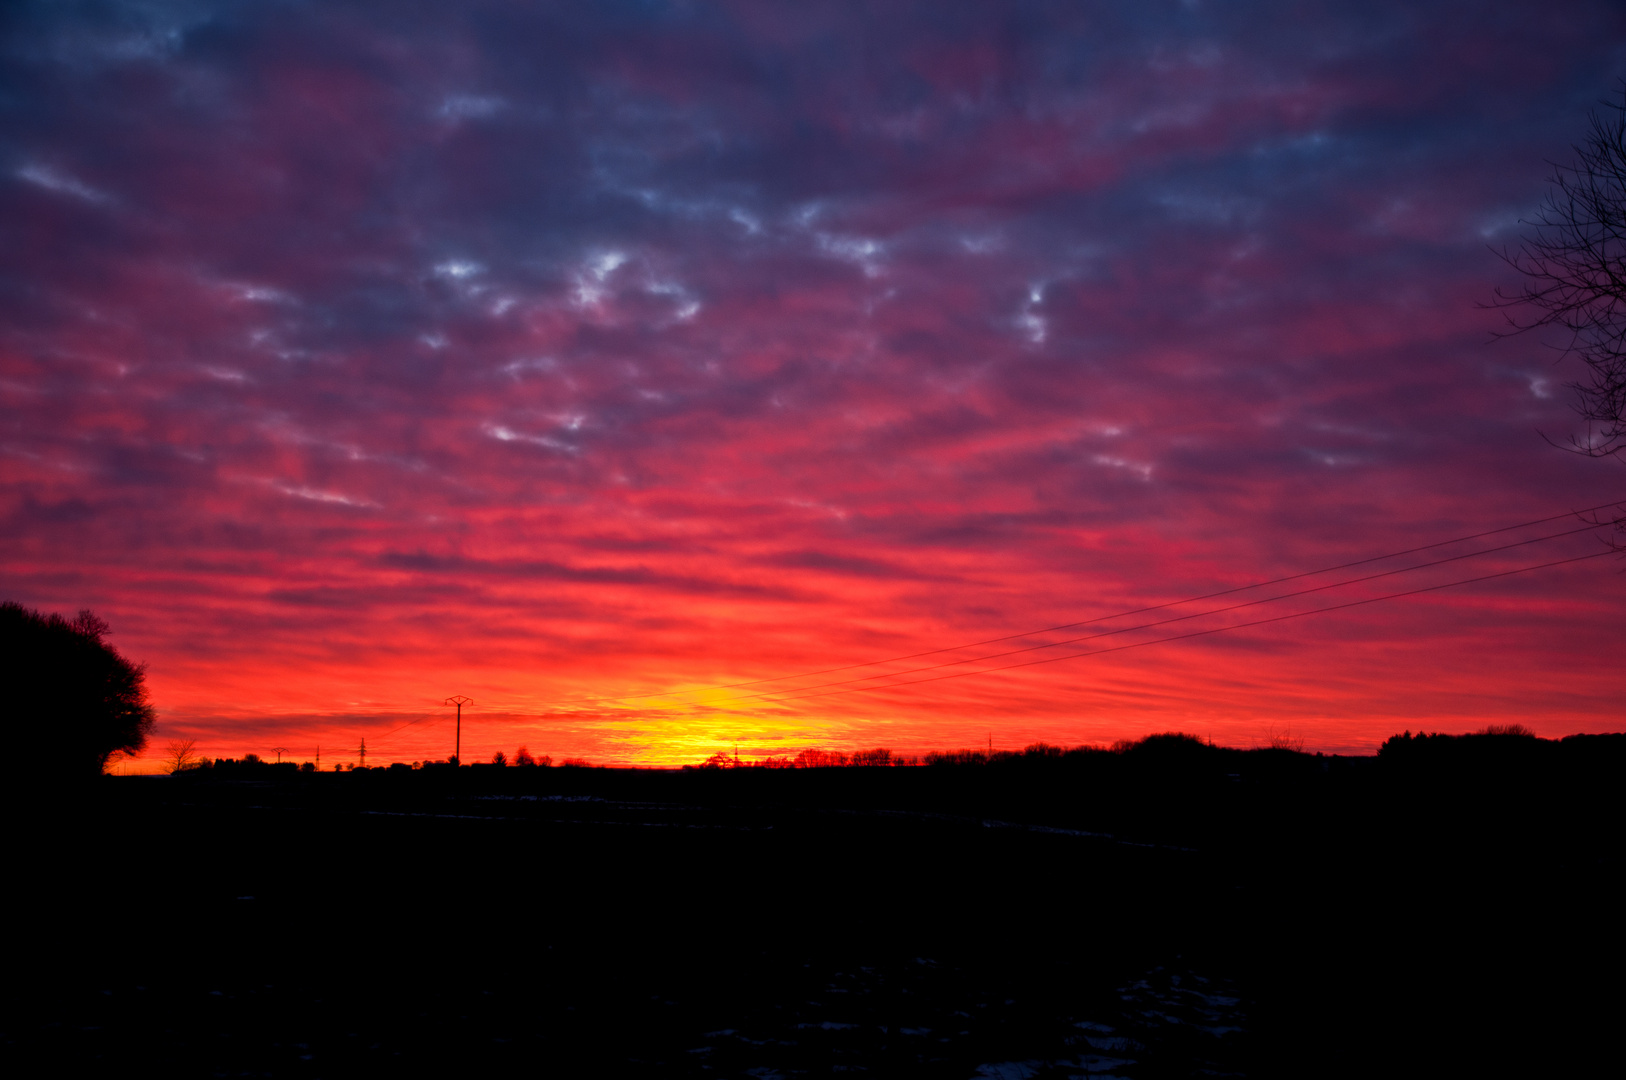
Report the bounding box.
[4,1,1625,770]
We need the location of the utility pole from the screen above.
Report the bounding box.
[445,696,473,765]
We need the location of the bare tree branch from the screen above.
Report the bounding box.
[1492,83,1626,461]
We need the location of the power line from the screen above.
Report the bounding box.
[593,499,1626,707]
[224,714,451,766]
[190,500,1625,750]
[751,548,1616,705]
[722,521,1609,704]
[367,712,444,744]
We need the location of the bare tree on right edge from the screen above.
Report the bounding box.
[1492,83,1626,538]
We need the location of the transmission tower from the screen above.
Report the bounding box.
[445,696,473,765]
[270,746,289,764]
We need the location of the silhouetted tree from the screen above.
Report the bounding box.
[1,602,155,779]
[491,750,508,766]
[513,746,535,767]
[792,748,849,768]
[924,749,990,766]
[1495,83,1626,529]
[164,738,202,774]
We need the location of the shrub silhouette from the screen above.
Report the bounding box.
[1112,733,1216,769]
[1265,724,1305,752]
[1,602,154,779]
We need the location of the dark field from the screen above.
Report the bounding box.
[9,734,1623,1077]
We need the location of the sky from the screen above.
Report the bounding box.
[4,0,1626,769]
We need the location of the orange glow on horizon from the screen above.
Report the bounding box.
[126,542,1626,770]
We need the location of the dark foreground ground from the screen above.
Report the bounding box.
[7,733,1624,1077]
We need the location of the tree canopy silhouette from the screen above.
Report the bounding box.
[1495,84,1626,472]
[1,602,155,779]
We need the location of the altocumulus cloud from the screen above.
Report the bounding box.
[2,0,1625,765]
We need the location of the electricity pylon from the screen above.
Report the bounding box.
[444,696,473,765]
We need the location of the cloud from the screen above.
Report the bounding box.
[2,0,1624,764]
[16,163,110,204]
